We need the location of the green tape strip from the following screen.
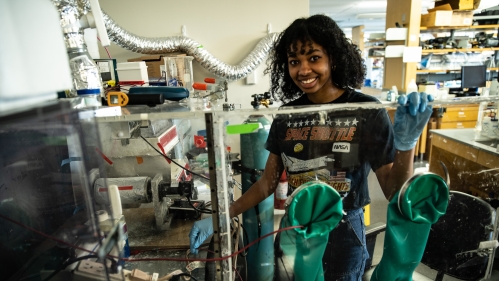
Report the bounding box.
[226,123,260,134]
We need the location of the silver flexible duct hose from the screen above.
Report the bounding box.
[52,0,103,98]
[101,12,279,81]
[73,1,279,81]
[56,0,279,81]
[53,0,85,51]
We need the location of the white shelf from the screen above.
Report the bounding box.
[386,27,408,41]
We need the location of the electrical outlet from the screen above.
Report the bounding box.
[73,260,127,281]
[246,71,257,85]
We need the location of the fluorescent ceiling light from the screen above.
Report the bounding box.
[354,1,386,8]
[356,13,386,19]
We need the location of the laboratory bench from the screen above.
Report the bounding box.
[383,102,482,161]
[428,128,499,198]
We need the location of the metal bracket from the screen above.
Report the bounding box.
[205,112,225,281]
[486,224,495,232]
[483,207,499,279]
[151,173,174,230]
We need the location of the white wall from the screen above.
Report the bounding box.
[98,0,309,108]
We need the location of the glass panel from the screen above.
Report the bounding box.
[94,103,218,280]
[6,97,497,280]
[0,101,116,280]
[89,96,499,280]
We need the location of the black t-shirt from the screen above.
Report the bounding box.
[265,89,395,209]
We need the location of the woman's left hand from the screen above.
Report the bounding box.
[393,92,434,151]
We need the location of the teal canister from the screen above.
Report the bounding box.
[240,115,274,281]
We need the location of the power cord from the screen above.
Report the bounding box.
[0,212,303,264]
[170,273,198,281]
[232,217,249,257]
[186,196,212,214]
[140,136,209,181]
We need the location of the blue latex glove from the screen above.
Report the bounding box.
[393,92,434,151]
[189,216,213,254]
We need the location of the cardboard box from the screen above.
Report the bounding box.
[437,0,480,11]
[451,10,474,26]
[128,54,185,79]
[418,84,438,95]
[421,10,453,27]
[421,4,473,27]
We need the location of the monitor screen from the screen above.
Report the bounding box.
[461,65,487,88]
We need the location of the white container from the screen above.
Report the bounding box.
[482,116,491,137]
[108,185,122,218]
[159,56,194,92]
[391,85,398,102]
[489,119,499,139]
[380,91,388,101]
[407,79,418,94]
[116,62,149,83]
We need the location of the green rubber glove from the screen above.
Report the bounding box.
[371,174,449,281]
[278,181,343,281]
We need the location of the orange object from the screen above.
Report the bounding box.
[136,156,144,164]
[193,83,208,90]
[204,77,216,83]
[194,135,206,148]
[106,91,129,106]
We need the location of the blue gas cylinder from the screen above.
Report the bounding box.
[240,115,274,281]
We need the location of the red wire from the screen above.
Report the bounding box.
[205,247,243,280]
[97,36,112,59]
[95,147,113,165]
[233,266,243,281]
[0,213,96,254]
[104,47,111,59]
[0,213,303,263]
[120,224,303,262]
[156,142,171,164]
[102,47,111,59]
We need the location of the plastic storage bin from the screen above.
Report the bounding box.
[159,56,194,92]
[116,61,149,84]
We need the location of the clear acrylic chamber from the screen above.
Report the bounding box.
[0,101,117,280]
[91,95,499,280]
[2,96,499,281]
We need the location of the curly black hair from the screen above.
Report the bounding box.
[265,14,366,103]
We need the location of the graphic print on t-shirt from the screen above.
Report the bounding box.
[279,113,361,197]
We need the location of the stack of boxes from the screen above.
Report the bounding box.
[420,0,479,27]
[127,54,194,92]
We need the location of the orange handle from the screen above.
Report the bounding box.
[193,83,208,90]
[204,78,216,84]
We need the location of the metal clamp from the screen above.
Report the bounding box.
[151,173,174,230]
[398,161,450,215]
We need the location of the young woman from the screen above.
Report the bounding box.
[190,14,432,281]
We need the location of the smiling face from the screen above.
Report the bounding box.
[287,40,343,103]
